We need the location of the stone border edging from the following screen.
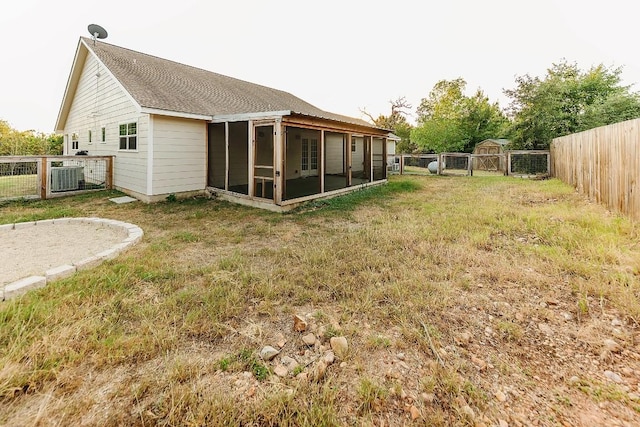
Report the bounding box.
[2,217,143,301]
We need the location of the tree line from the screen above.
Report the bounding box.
[367,60,640,153]
[0,120,63,156]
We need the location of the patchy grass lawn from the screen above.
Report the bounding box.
[1,175,639,426]
[0,174,38,199]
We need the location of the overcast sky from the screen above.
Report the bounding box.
[2,0,639,133]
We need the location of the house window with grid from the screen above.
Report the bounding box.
[119,122,137,150]
[351,140,356,152]
[101,126,106,143]
[72,133,79,150]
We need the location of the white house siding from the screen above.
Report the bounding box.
[351,136,365,174]
[63,51,148,195]
[325,133,345,175]
[387,140,396,156]
[152,116,207,195]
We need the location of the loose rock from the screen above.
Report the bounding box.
[604,339,622,353]
[330,336,349,358]
[313,360,328,381]
[409,405,420,420]
[302,333,316,346]
[281,356,299,371]
[274,365,288,377]
[260,346,279,361]
[495,391,507,402]
[471,356,487,371]
[293,315,308,332]
[538,323,553,335]
[421,393,435,403]
[456,331,473,347]
[274,332,287,349]
[604,370,623,383]
[246,385,256,397]
[461,405,475,420]
[323,351,335,364]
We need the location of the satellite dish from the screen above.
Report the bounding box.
[88,24,108,44]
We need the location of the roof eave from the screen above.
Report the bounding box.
[287,112,391,135]
[141,107,214,121]
[210,110,292,123]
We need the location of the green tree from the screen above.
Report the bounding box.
[362,97,416,153]
[411,79,508,153]
[505,60,640,149]
[0,120,63,156]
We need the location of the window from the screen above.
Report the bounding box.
[310,138,318,170]
[72,133,79,150]
[301,138,308,171]
[101,126,106,143]
[119,122,137,150]
[351,140,356,152]
[88,130,92,144]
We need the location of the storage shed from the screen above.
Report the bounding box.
[472,139,510,172]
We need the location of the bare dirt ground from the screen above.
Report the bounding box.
[0,221,128,285]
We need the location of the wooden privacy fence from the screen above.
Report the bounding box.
[0,155,114,201]
[551,118,639,221]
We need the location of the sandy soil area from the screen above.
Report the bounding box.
[0,222,129,285]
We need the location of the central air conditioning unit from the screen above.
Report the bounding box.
[51,166,84,192]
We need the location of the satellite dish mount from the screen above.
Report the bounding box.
[88,24,108,45]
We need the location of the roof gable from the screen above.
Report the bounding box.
[61,37,377,129]
[55,41,89,131]
[477,138,511,146]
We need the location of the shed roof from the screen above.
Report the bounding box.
[57,38,380,131]
[477,138,511,146]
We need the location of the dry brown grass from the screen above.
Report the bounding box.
[1,175,639,426]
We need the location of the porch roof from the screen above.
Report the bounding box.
[82,38,385,131]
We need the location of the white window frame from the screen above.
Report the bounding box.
[88,129,92,144]
[118,121,138,151]
[100,125,106,143]
[71,132,79,150]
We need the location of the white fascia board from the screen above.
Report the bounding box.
[210,110,291,123]
[140,107,212,121]
[81,39,142,116]
[55,40,87,132]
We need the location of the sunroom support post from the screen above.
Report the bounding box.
[346,133,352,187]
[320,130,325,193]
[369,136,374,182]
[274,119,284,204]
[224,122,229,191]
[248,120,254,197]
[382,137,388,180]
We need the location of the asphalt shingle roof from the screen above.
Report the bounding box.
[84,37,375,128]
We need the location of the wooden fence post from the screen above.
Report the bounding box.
[40,157,47,199]
[106,156,113,189]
